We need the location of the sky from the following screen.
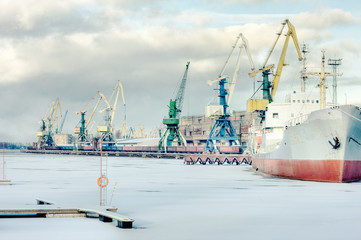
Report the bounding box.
[0,0,360,143]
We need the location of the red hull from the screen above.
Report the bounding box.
[252,158,361,182]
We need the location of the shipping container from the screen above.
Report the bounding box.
[185,146,197,153]
[58,145,73,150]
[150,146,158,152]
[196,146,205,153]
[176,146,186,152]
[167,146,177,153]
[219,146,241,154]
[123,146,136,152]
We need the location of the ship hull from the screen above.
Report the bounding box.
[253,158,361,182]
[252,105,361,182]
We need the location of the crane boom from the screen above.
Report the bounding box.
[271,20,303,99]
[86,91,111,127]
[241,34,255,72]
[227,33,255,105]
[207,33,255,114]
[248,64,274,78]
[219,33,242,77]
[227,47,243,106]
[49,98,62,131]
[175,61,190,117]
[108,80,126,125]
[56,110,68,133]
[263,22,287,68]
[247,19,302,113]
[76,91,111,128]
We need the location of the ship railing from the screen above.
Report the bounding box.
[286,114,310,128]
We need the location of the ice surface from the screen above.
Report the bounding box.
[1,150,361,240]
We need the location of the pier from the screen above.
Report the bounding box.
[0,199,134,229]
[22,149,185,159]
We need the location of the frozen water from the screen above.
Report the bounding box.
[1,150,361,240]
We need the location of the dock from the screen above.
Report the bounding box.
[22,149,185,159]
[0,199,134,229]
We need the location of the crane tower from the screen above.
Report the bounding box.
[158,62,190,153]
[204,33,254,153]
[204,77,239,153]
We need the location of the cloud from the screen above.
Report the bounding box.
[206,0,281,5]
[0,1,360,142]
[293,8,359,29]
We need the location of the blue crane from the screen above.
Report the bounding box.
[204,77,239,153]
[204,33,255,153]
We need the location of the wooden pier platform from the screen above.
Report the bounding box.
[0,199,134,229]
[184,154,252,165]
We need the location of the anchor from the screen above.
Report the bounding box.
[328,137,340,149]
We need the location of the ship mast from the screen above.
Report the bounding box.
[306,50,342,109]
[300,43,308,92]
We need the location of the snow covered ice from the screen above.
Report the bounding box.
[1,150,361,240]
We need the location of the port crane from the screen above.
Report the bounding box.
[55,110,68,134]
[117,120,129,139]
[75,91,111,149]
[205,33,255,153]
[97,81,126,148]
[36,98,62,149]
[247,19,303,114]
[206,33,255,117]
[158,62,190,153]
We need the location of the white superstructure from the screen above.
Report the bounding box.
[251,91,329,153]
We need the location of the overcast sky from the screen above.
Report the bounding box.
[1,0,360,143]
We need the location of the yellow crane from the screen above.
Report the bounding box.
[109,80,126,126]
[118,120,129,139]
[49,98,62,131]
[97,81,126,147]
[98,81,126,133]
[247,19,303,112]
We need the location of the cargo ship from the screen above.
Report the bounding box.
[251,104,361,182]
[250,52,361,182]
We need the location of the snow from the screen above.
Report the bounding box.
[1,150,361,240]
